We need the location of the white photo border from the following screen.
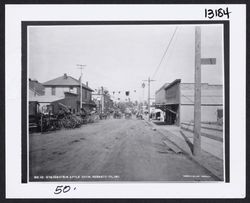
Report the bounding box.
[5,4,246,198]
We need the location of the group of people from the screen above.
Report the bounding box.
[113,111,122,119]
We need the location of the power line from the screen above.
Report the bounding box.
[151,27,178,79]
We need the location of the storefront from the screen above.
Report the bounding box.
[155,79,223,126]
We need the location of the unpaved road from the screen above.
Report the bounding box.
[29,117,216,182]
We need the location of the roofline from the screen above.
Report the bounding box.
[155,79,181,94]
[29,86,44,96]
[156,80,222,94]
[42,75,94,91]
[65,75,95,91]
[180,82,223,86]
[165,79,181,91]
[155,82,170,94]
[43,84,94,91]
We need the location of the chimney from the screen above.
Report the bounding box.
[86,81,88,87]
[64,73,67,79]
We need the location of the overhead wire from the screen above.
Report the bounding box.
[151,26,178,80]
[157,27,180,83]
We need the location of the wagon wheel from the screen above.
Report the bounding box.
[71,119,76,128]
[57,120,63,129]
[62,118,70,128]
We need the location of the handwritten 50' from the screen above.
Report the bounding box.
[54,185,76,194]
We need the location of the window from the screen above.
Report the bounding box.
[85,89,87,99]
[51,87,56,95]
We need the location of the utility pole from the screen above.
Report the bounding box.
[193,26,217,157]
[143,77,155,121]
[193,26,202,157]
[77,64,86,112]
[101,86,104,114]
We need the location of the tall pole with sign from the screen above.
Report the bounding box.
[193,26,202,156]
[193,26,216,157]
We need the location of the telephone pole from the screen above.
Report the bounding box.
[101,86,104,114]
[193,26,217,157]
[143,77,155,121]
[77,64,86,112]
[193,26,201,157]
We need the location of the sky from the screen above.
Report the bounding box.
[28,24,223,102]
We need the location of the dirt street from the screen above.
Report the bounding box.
[29,117,216,182]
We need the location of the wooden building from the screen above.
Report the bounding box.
[155,79,223,125]
[43,73,95,113]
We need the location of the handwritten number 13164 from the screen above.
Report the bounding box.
[205,8,231,19]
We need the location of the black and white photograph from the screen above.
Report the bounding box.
[27,23,226,182]
[4,4,246,199]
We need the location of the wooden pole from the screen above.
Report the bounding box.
[193,26,201,157]
[101,86,104,114]
[77,64,86,113]
[143,78,155,121]
[80,69,82,111]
